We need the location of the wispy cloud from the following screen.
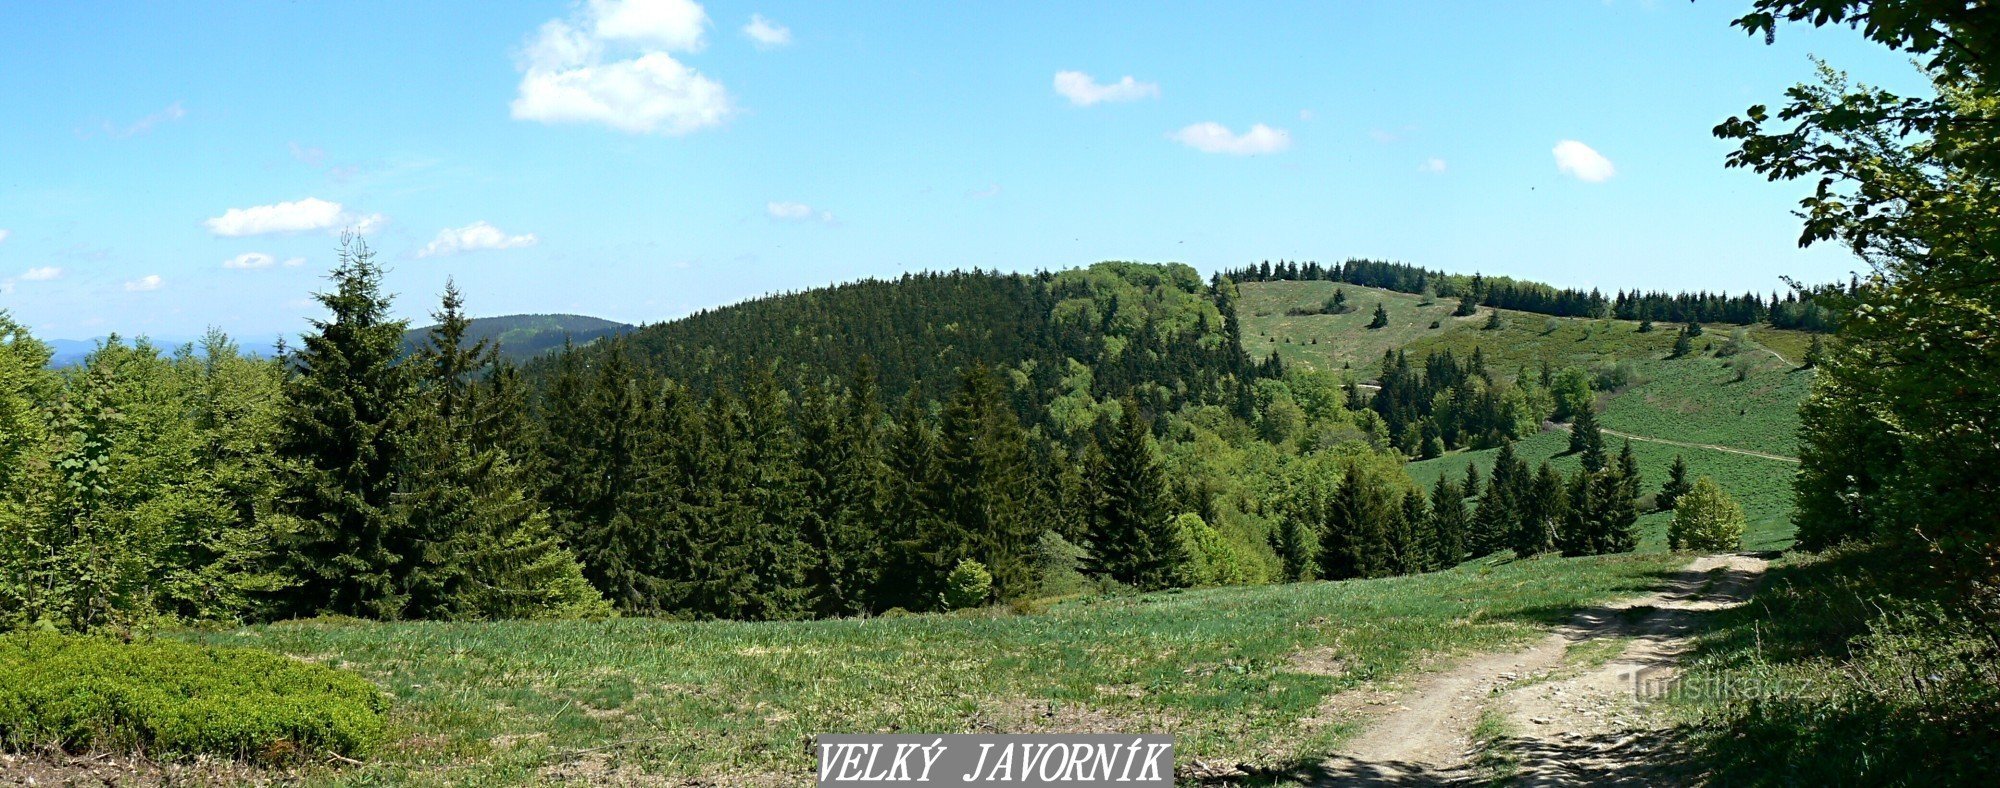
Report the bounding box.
[767,201,833,222]
[968,184,1002,199]
[417,221,539,257]
[1553,140,1616,182]
[0,229,10,244]
[91,101,187,139]
[223,252,276,269]
[1053,71,1159,106]
[742,13,791,48]
[1419,157,1448,173]
[124,274,164,292]
[1170,122,1291,155]
[21,266,62,282]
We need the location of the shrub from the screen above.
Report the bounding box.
[1669,477,1745,552]
[940,560,992,610]
[1591,359,1646,392]
[0,633,387,761]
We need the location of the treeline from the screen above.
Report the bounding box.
[0,244,1678,633]
[1229,258,1835,331]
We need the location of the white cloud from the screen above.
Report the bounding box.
[417,222,540,258]
[767,201,831,222]
[1553,140,1616,182]
[344,213,386,235]
[743,13,791,48]
[1419,157,1448,173]
[223,252,276,270]
[204,197,378,236]
[283,257,306,267]
[512,1,731,136]
[0,229,10,243]
[1053,71,1159,106]
[1170,122,1291,155]
[590,0,708,51]
[124,275,164,292]
[21,266,62,281]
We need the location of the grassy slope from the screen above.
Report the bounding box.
[1237,280,1477,374]
[1237,281,1813,551]
[180,554,1681,785]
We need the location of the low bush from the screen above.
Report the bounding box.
[1672,546,2000,784]
[0,633,387,761]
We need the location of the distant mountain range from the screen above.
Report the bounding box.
[402,314,633,362]
[43,314,632,368]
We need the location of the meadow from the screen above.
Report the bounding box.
[1238,281,1809,552]
[174,553,1683,785]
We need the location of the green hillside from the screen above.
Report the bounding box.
[404,313,630,362]
[544,263,1261,419]
[1237,280,1812,550]
[176,551,1679,785]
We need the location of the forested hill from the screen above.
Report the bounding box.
[541,262,1266,420]
[403,313,630,361]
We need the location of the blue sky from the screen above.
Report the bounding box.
[0,1,1924,342]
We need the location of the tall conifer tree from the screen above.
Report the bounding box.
[273,237,418,619]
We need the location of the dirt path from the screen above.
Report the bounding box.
[1597,428,1798,464]
[1304,553,1769,786]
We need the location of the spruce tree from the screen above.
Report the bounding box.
[715,366,816,620]
[1320,462,1392,580]
[803,359,888,617]
[1454,291,1479,316]
[1471,443,1520,556]
[1396,489,1434,574]
[1511,462,1566,556]
[1084,396,1180,590]
[1671,327,1695,358]
[1274,514,1317,582]
[1570,405,1606,471]
[1658,454,1692,513]
[1429,476,1469,568]
[937,365,1040,600]
[876,390,942,611]
[272,237,418,619]
[402,281,607,620]
[1368,302,1390,329]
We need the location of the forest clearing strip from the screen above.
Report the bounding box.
[1597,428,1798,464]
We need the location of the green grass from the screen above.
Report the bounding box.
[1237,281,1475,373]
[172,553,1682,784]
[1602,353,1810,457]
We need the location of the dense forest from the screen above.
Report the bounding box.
[1228,258,1836,331]
[0,248,1669,629]
[535,263,1267,423]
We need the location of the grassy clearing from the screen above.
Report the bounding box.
[172,553,1681,785]
[1602,353,1810,457]
[1663,546,2000,784]
[1405,427,1797,551]
[1236,281,1473,373]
